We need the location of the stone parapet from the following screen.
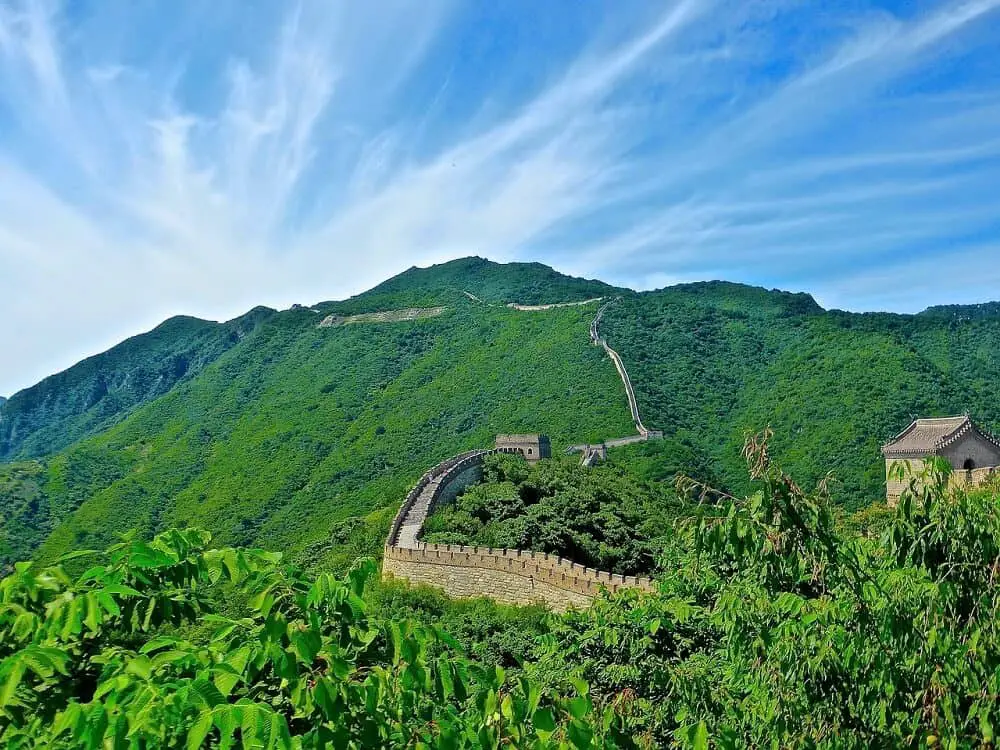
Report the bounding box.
[383,544,654,611]
[383,444,657,609]
[385,544,654,595]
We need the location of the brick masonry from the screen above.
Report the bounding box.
[383,447,655,611]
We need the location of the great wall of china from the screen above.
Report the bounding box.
[381,296,660,610]
[382,447,655,610]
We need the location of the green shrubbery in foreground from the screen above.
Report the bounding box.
[0,528,629,749]
[6,436,1000,748]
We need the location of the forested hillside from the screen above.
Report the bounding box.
[6,258,1000,571]
[0,307,275,461]
[0,260,633,570]
[601,281,1000,510]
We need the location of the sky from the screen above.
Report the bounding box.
[1,0,999,396]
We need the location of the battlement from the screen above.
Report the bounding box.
[383,440,655,610]
[494,434,551,462]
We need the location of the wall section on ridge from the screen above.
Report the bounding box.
[383,448,655,611]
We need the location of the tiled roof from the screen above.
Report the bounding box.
[882,416,1000,457]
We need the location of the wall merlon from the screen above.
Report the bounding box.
[383,442,656,609]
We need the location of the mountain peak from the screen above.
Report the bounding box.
[334,256,621,311]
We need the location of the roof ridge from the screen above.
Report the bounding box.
[883,415,979,457]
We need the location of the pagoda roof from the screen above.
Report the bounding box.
[882,416,1000,457]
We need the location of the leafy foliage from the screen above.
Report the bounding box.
[531,435,1000,747]
[601,281,1000,510]
[0,528,634,749]
[423,454,684,575]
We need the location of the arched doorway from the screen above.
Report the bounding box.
[964,458,976,471]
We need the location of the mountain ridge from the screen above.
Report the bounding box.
[6,257,1000,568]
[0,306,276,461]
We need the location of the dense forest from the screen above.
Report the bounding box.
[4,443,1000,747]
[6,257,1000,569]
[422,453,685,575]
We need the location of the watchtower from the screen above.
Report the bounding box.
[882,416,1000,504]
[495,434,551,463]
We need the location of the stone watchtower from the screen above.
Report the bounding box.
[882,416,1000,504]
[495,434,552,463]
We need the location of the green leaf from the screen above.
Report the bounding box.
[191,678,227,708]
[567,696,590,720]
[102,584,143,598]
[187,708,214,750]
[980,711,994,743]
[0,658,26,708]
[125,656,153,681]
[567,720,594,749]
[692,721,709,750]
[532,707,556,734]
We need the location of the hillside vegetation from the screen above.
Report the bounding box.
[601,281,1000,510]
[0,308,275,461]
[423,453,684,575]
[6,257,1000,571]
[0,260,633,570]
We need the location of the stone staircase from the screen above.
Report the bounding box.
[396,475,443,548]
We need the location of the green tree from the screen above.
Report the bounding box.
[0,528,633,748]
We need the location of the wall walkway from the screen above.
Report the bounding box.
[382,294,661,608]
[564,300,662,465]
[383,449,655,610]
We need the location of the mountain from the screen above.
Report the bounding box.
[4,257,1000,569]
[0,307,275,461]
[0,260,632,568]
[601,283,1000,510]
[343,256,620,308]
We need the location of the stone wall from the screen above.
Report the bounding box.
[383,545,643,610]
[886,458,1000,505]
[940,431,1000,471]
[591,299,651,437]
[383,447,655,610]
[885,458,926,505]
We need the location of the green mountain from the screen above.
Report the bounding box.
[0,259,631,569]
[4,257,1000,569]
[346,256,619,309]
[600,281,1000,510]
[0,307,275,461]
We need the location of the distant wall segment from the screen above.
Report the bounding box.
[383,296,662,608]
[382,446,655,610]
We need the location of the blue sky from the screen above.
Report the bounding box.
[1,0,999,396]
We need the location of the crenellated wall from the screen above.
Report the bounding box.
[382,297,661,609]
[383,544,653,610]
[383,447,656,610]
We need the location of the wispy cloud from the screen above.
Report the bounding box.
[0,0,998,394]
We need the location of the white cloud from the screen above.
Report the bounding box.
[0,0,999,395]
